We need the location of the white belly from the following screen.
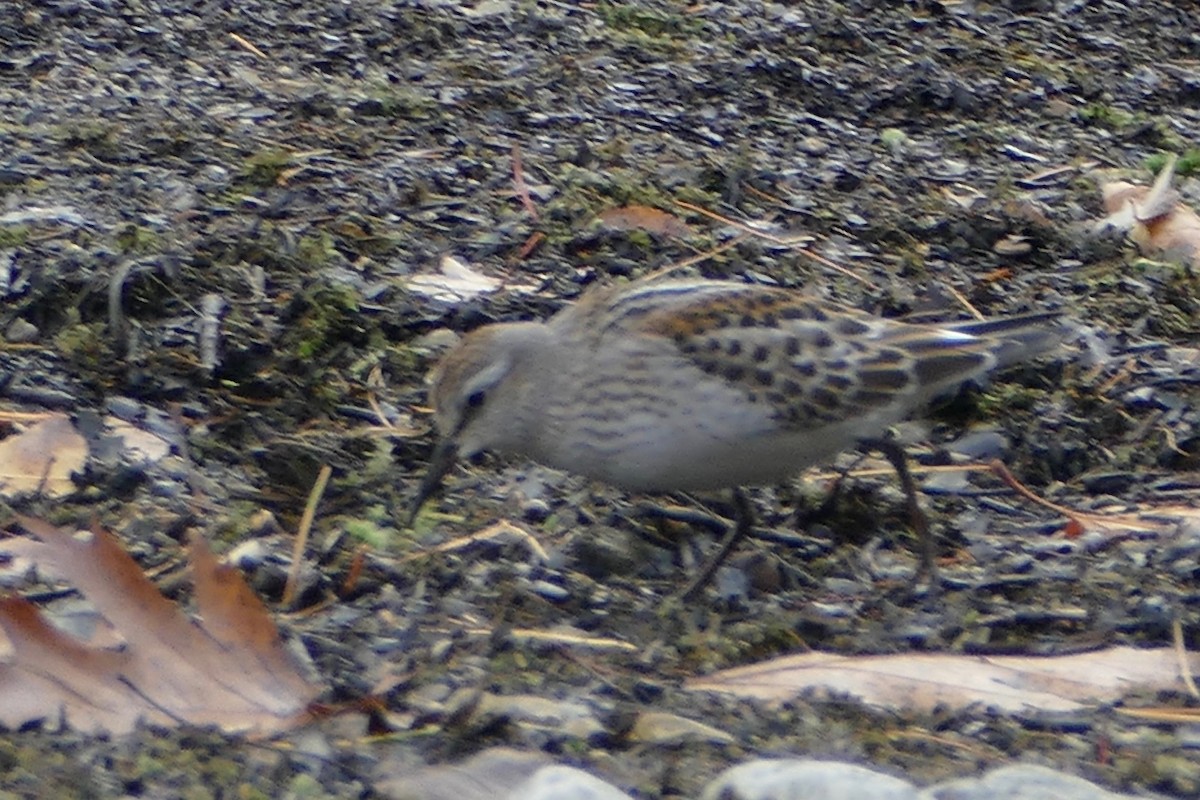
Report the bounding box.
[529,395,881,492]
[582,420,867,491]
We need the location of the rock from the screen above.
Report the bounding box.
[701,759,918,800]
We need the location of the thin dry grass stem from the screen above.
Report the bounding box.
[987,459,1082,523]
[365,365,430,437]
[887,728,1001,760]
[555,649,634,699]
[399,520,549,564]
[1159,424,1190,457]
[366,391,393,430]
[1094,358,1137,395]
[983,459,1168,538]
[228,32,268,59]
[826,458,1151,542]
[944,283,986,321]
[462,626,638,652]
[639,235,749,283]
[739,182,791,207]
[282,464,332,607]
[793,249,867,283]
[1174,617,1200,699]
[360,424,424,438]
[510,144,543,258]
[1020,163,1085,185]
[672,200,877,288]
[511,143,538,221]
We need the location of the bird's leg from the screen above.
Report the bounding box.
[677,487,754,601]
[857,436,936,586]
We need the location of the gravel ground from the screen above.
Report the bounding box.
[2,1,1200,797]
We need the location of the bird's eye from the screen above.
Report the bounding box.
[466,390,486,409]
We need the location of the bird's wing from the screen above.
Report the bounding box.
[570,280,1016,431]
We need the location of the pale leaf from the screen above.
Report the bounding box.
[1096,155,1200,267]
[406,255,502,302]
[0,415,88,499]
[686,646,1197,714]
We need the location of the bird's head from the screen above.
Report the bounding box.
[409,322,549,521]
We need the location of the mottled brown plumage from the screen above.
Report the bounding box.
[412,278,1061,593]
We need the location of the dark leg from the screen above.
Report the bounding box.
[858,437,936,585]
[677,488,754,601]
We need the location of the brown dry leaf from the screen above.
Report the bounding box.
[595,205,694,238]
[686,646,1198,714]
[0,517,322,735]
[1097,155,1200,267]
[0,414,88,499]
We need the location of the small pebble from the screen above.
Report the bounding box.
[529,579,569,602]
[5,318,38,342]
[514,765,634,800]
[701,759,918,800]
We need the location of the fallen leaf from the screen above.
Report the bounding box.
[686,646,1198,714]
[406,254,502,302]
[0,517,322,735]
[0,415,88,499]
[595,205,694,238]
[1096,155,1200,267]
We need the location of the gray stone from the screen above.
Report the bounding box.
[922,764,1136,800]
[701,759,918,800]
[510,765,633,800]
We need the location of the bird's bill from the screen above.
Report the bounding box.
[408,437,460,525]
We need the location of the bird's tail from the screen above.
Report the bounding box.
[946,311,1065,370]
